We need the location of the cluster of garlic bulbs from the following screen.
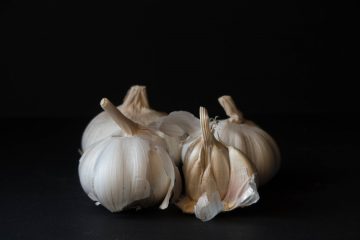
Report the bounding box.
[79,85,280,221]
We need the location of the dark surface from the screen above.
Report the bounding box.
[1,114,359,240]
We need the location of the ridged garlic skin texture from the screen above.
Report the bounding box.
[79,134,175,212]
[213,121,280,186]
[151,111,200,165]
[79,98,181,212]
[81,85,166,151]
[216,95,281,185]
[81,111,124,150]
[176,107,259,221]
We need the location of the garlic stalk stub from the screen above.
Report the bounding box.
[119,85,167,125]
[176,107,259,221]
[81,85,166,150]
[215,95,281,185]
[78,98,181,212]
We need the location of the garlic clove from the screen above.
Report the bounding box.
[194,191,224,222]
[182,139,206,200]
[172,166,183,202]
[148,145,176,209]
[223,146,259,211]
[209,142,231,199]
[194,147,224,221]
[147,147,172,209]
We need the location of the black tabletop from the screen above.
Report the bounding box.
[1,115,359,240]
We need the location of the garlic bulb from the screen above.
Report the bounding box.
[81,85,166,150]
[214,95,281,185]
[176,107,259,221]
[150,111,200,165]
[79,98,181,212]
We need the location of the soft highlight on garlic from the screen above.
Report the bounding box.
[214,95,281,185]
[78,98,181,212]
[176,107,259,221]
[81,85,166,150]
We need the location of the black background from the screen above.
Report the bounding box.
[1,0,359,117]
[1,1,360,239]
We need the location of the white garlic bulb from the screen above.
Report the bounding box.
[79,98,181,212]
[81,85,166,150]
[176,107,259,221]
[214,96,281,186]
[150,111,200,165]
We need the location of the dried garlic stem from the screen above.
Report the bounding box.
[218,96,244,123]
[122,85,150,110]
[199,107,213,147]
[100,98,138,136]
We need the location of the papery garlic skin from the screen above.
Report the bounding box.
[79,98,181,212]
[81,85,166,151]
[214,96,281,186]
[176,107,259,221]
[150,111,200,165]
[154,111,200,139]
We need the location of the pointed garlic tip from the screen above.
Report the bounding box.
[100,97,137,136]
[122,85,150,109]
[218,95,244,123]
[199,106,212,146]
